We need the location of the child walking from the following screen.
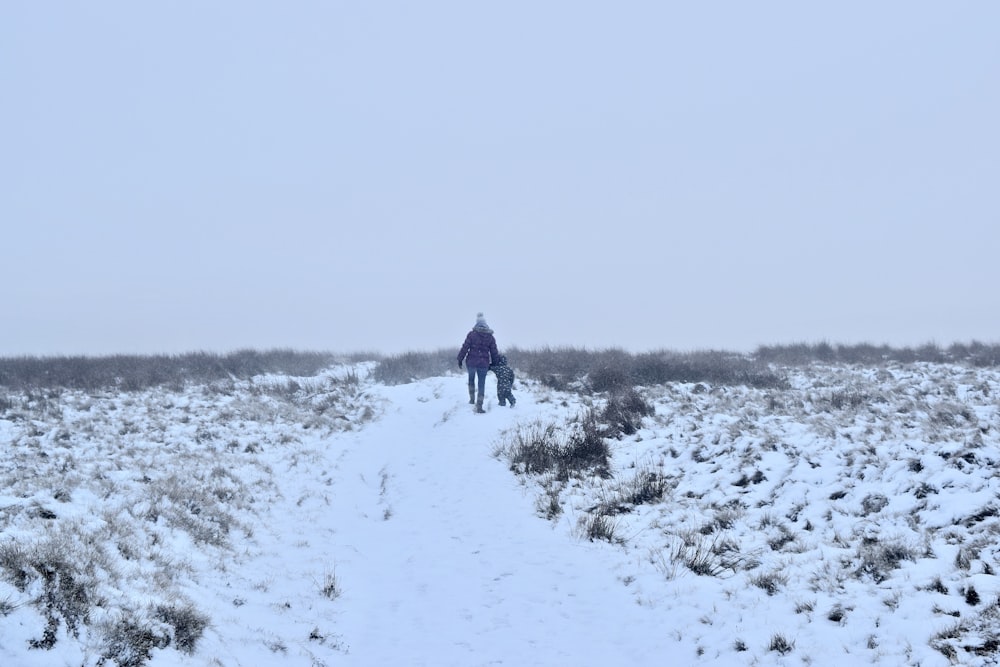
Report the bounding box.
[489,354,516,407]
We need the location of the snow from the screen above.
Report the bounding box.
[1,360,999,665]
[310,379,675,666]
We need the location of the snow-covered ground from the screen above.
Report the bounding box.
[1,360,999,666]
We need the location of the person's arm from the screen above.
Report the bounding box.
[458,334,471,367]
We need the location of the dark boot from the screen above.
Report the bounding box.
[509,395,516,408]
[475,395,486,413]
[468,386,476,404]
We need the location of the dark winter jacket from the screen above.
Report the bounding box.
[458,325,499,369]
[489,356,515,394]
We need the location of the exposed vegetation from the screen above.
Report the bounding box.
[0,359,370,663]
[372,346,787,389]
[0,349,353,392]
[369,348,456,385]
[754,340,1000,367]
[374,341,1000,390]
[4,341,998,394]
[493,348,1000,663]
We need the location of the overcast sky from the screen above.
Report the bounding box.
[3,2,998,357]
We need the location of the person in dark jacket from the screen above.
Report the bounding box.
[457,312,499,413]
[489,354,516,407]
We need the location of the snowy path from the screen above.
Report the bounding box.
[315,378,675,666]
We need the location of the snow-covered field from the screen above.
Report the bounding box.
[2,358,999,666]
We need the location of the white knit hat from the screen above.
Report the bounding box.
[476,312,488,327]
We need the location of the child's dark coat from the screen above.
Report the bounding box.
[489,355,517,407]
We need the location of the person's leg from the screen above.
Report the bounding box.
[467,366,476,404]
[476,367,488,398]
[497,376,514,407]
[475,367,488,412]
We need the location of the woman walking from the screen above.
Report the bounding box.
[457,312,499,413]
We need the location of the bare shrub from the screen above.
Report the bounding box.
[99,616,170,667]
[565,413,611,477]
[510,346,608,391]
[587,350,633,392]
[855,537,918,583]
[932,402,974,428]
[580,513,621,543]
[536,484,564,520]
[662,532,750,578]
[751,570,788,596]
[827,604,848,623]
[733,470,766,487]
[955,546,976,571]
[926,577,949,595]
[960,340,1000,367]
[591,465,671,516]
[601,387,654,437]
[1,345,795,393]
[630,350,786,389]
[826,388,868,410]
[768,633,795,655]
[496,421,564,475]
[766,525,796,552]
[496,418,609,479]
[860,493,890,515]
[754,340,1000,367]
[0,542,31,589]
[930,598,1000,662]
[154,602,210,653]
[507,346,787,391]
[0,538,93,648]
[371,349,455,385]
[146,474,243,547]
[0,350,340,392]
[320,570,343,600]
[617,466,671,506]
[753,342,834,365]
[795,600,815,614]
[706,505,743,532]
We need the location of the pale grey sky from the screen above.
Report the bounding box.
[3,2,998,356]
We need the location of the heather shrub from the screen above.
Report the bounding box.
[580,513,621,543]
[754,340,1000,367]
[601,387,654,437]
[496,416,609,479]
[371,349,455,385]
[510,346,787,391]
[854,537,919,583]
[0,349,340,392]
[154,602,210,653]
